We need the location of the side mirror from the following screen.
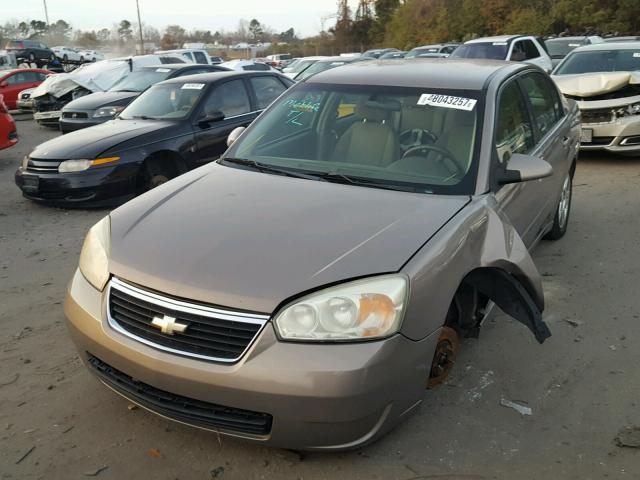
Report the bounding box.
[498,153,553,185]
[227,126,245,147]
[199,110,225,126]
[0,81,7,88]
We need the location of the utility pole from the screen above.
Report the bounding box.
[136,0,144,54]
[43,0,50,25]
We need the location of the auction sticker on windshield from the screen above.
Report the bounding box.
[181,83,205,90]
[418,93,477,111]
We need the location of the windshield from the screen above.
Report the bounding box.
[554,49,640,74]
[545,39,585,58]
[224,83,481,195]
[119,82,204,120]
[451,42,508,60]
[296,61,348,81]
[108,68,172,92]
[286,59,319,75]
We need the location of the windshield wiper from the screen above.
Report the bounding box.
[317,172,427,193]
[114,89,140,93]
[221,158,327,181]
[131,115,157,120]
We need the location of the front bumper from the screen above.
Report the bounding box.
[34,110,61,126]
[579,113,640,155]
[14,163,138,207]
[16,99,34,111]
[64,270,436,450]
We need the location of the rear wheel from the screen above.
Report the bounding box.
[544,172,572,240]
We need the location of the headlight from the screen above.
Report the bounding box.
[274,275,408,341]
[631,103,640,115]
[93,106,125,118]
[58,156,120,173]
[21,155,29,170]
[58,159,92,172]
[79,216,111,291]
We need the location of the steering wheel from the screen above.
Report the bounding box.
[401,144,465,178]
[399,128,437,151]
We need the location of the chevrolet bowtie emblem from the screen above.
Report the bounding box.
[151,315,188,335]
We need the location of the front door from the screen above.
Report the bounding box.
[193,79,256,164]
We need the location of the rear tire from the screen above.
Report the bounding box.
[544,172,572,240]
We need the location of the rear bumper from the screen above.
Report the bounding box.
[14,163,138,207]
[64,270,436,450]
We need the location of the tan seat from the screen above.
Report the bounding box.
[332,101,400,168]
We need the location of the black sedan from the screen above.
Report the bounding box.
[59,64,229,133]
[15,71,293,207]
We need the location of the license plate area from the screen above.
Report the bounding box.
[580,128,593,143]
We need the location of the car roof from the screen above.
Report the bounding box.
[139,64,216,71]
[315,56,362,63]
[158,70,279,85]
[545,36,588,42]
[571,41,640,52]
[307,58,523,90]
[466,35,523,43]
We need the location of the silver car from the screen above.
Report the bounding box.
[552,42,640,154]
[65,59,579,450]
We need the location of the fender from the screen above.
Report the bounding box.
[400,195,550,343]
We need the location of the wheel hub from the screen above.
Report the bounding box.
[427,326,459,389]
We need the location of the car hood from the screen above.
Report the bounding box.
[553,71,640,97]
[109,164,469,314]
[29,119,174,160]
[62,91,138,111]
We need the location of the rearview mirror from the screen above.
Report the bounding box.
[0,81,7,88]
[198,110,225,126]
[227,126,245,147]
[498,153,553,185]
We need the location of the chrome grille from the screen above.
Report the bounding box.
[62,111,89,119]
[26,158,60,172]
[107,277,268,362]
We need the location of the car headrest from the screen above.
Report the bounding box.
[355,99,400,123]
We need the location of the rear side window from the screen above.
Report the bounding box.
[204,79,251,118]
[243,63,270,71]
[519,72,564,137]
[522,40,540,59]
[495,81,535,163]
[193,51,208,64]
[250,76,286,109]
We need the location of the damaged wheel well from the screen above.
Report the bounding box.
[446,267,551,344]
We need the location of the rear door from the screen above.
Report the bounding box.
[193,78,256,163]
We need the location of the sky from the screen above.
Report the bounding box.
[2,0,355,37]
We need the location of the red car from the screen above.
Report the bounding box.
[0,95,18,150]
[0,68,50,110]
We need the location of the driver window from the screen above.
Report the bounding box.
[495,81,535,164]
[204,80,251,118]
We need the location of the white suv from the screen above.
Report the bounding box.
[451,35,553,72]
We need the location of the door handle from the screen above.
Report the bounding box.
[562,136,571,146]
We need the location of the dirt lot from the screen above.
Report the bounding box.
[1,117,639,480]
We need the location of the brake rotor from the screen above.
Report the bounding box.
[427,326,460,389]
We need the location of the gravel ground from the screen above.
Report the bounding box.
[1,117,639,480]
